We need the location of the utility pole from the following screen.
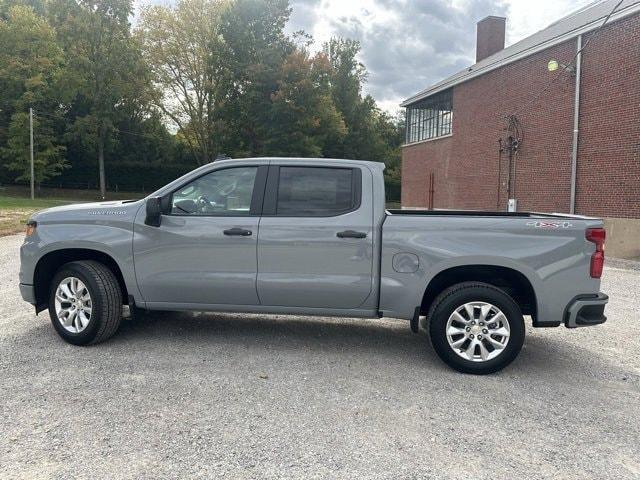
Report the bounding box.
[29,107,34,200]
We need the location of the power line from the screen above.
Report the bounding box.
[31,108,174,142]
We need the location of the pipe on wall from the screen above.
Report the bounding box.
[570,34,582,214]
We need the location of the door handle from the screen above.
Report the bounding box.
[223,228,252,236]
[337,230,367,239]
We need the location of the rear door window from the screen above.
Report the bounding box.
[276,167,359,216]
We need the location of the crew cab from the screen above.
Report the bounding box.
[19,158,608,373]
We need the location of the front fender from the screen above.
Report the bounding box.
[21,218,144,306]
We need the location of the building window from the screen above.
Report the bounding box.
[405,89,453,144]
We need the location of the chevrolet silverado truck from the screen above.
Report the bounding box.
[19,158,608,374]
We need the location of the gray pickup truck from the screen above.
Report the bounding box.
[19,157,608,373]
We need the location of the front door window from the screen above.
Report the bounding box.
[171,167,258,216]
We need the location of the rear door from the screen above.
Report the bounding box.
[257,163,374,309]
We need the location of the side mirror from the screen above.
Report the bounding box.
[145,196,163,227]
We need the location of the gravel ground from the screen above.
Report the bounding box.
[1,233,639,479]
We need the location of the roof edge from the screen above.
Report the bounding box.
[400,1,640,107]
[478,15,506,21]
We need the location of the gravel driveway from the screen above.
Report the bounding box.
[1,233,639,479]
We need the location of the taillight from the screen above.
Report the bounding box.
[586,227,605,278]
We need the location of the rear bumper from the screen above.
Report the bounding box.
[19,283,36,305]
[564,292,608,328]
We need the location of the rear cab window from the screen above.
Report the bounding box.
[271,166,361,217]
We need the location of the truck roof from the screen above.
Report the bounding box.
[210,157,386,170]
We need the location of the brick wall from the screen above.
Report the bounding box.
[576,14,640,218]
[402,13,640,219]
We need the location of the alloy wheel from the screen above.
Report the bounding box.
[54,276,93,333]
[445,301,511,362]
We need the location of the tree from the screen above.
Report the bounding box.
[0,0,404,196]
[0,0,47,19]
[138,0,230,165]
[51,0,139,198]
[323,38,373,159]
[321,37,404,200]
[265,49,346,156]
[2,112,67,185]
[0,5,68,185]
[216,0,293,157]
[324,38,367,128]
[375,110,404,202]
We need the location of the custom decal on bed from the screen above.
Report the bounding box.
[526,221,573,229]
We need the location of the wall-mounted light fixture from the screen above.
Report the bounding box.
[548,59,576,75]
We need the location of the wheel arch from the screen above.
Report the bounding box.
[33,249,129,312]
[420,264,538,322]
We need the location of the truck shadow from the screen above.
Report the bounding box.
[25,310,630,380]
[99,310,624,378]
[117,311,436,361]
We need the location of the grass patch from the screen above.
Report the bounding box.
[0,196,79,236]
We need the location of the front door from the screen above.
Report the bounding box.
[134,165,267,306]
[257,164,374,309]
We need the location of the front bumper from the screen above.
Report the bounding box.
[564,292,608,328]
[19,283,36,305]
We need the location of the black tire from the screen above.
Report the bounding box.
[48,260,122,345]
[427,282,525,374]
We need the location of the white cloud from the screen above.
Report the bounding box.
[506,0,594,44]
[288,0,596,111]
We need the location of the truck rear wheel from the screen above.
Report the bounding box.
[427,282,525,374]
[48,260,122,345]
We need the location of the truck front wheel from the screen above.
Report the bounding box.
[48,260,123,345]
[427,282,525,374]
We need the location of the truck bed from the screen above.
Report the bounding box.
[386,209,599,219]
[379,210,603,322]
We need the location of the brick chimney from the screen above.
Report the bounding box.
[476,16,506,62]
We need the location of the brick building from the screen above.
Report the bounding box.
[401,0,640,257]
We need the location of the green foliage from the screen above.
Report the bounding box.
[216,0,293,156]
[56,159,191,192]
[0,5,68,184]
[138,0,229,165]
[322,37,404,201]
[2,111,68,184]
[0,1,47,19]
[51,0,136,117]
[0,0,403,200]
[264,50,346,156]
[50,0,146,196]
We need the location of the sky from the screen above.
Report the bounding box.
[287,0,597,112]
[135,0,598,113]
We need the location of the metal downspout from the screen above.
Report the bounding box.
[570,34,582,214]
